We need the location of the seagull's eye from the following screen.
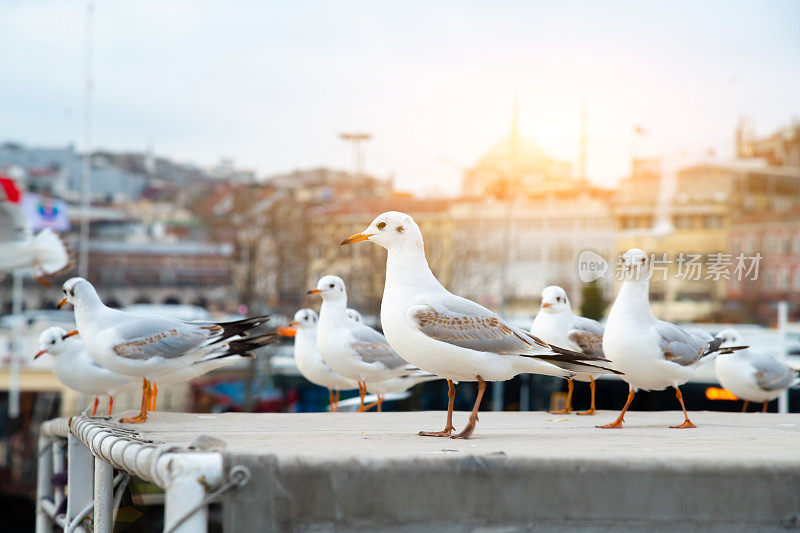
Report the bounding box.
[329,283,335,289]
[377,221,386,230]
[69,288,75,296]
[50,339,56,344]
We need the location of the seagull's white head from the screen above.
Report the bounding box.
[716,328,743,348]
[346,308,363,324]
[341,211,423,252]
[35,326,79,359]
[540,286,571,314]
[59,277,99,309]
[621,248,649,280]
[292,308,318,328]
[308,275,347,301]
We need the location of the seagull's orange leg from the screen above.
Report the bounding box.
[741,400,749,413]
[329,389,336,412]
[107,396,114,416]
[452,376,486,439]
[419,379,457,437]
[376,395,384,412]
[121,378,150,424]
[762,400,769,413]
[597,387,635,429]
[550,379,574,414]
[577,377,596,416]
[357,382,366,412]
[149,383,158,411]
[670,387,696,428]
[91,396,99,416]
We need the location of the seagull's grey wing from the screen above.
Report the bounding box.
[349,324,409,370]
[567,318,604,360]
[655,321,710,366]
[406,293,552,355]
[110,317,213,360]
[0,201,30,242]
[749,353,797,391]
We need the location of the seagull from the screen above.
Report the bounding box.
[309,275,413,412]
[35,327,135,416]
[342,211,619,438]
[598,249,747,429]
[366,370,442,411]
[530,285,607,415]
[715,328,799,412]
[277,308,358,411]
[0,200,70,284]
[58,277,276,423]
[346,308,364,324]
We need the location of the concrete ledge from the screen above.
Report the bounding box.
[89,410,800,531]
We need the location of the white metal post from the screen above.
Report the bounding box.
[36,437,54,533]
[66,433,94,531]
[53,440,66,510]
[93,458,114,533]
[165,474,208,533]
[778,301,789,414]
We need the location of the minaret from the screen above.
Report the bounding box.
[578,102,587,181]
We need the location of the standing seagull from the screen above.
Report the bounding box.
[0,200,70,284]
[599,249,747,429]
[342,211,618,438]
[58,277,276,423]
[715,328,798,412]
[530,285,607,415]
[35,327,135,416]
[278,308,358,411]
[309,275,413,412]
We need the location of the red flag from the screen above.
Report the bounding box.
[0,174,22,203]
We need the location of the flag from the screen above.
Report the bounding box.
[20,192,70,231]
[0,174,22,203]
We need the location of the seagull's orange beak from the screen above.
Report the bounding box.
[307,289,322,295]
[277,326,297,337]
[542,303,552,308]
[290,321,299,326]
[63,330,79,338]
[57,298,67,309]
[341,233,373,245]
[34,350,46,359]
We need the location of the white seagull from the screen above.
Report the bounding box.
[599,249,747,429]
[0,200,70,284]
[530,285,608,415]
[342,211,619,438]
[35,327,135,416]
[715,328,798,412]
[309,275,413,412]
[278,308,358,411]
[58,277,276,423]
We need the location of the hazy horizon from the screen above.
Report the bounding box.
[2,1,799,195]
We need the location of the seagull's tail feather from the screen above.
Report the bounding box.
[536,344,624,375]
[32,228,72,276]
[705,337,749,357]
[209,315,271,344]
[221,333,280,357]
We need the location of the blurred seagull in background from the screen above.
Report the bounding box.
[35,327,135,416]
[366,370,442,411]
[278,308,358,411]
[0,200,70,284]
[310,275,414,412]
[342,211,619,438]
[58,277,276,423]
[530,285,608,415]
[599,249,747,429]
[715,328,799,412]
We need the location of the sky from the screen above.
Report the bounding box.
[2,1,799,195]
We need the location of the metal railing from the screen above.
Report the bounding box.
[36,416,227,533]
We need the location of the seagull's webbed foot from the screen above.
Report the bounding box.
[669,420,696,429]
[549,378,574,414]
[419,379,457,438]
[596,419,624,429]
[418,427,455,437]
[576,408,596,416]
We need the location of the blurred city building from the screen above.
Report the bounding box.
[729,207,800,322]
[737,119,800,168]
[615,157,800,321]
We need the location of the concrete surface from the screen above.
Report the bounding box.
[108,410,800,532]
